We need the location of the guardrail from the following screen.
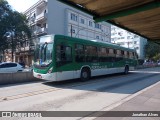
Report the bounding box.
[0,65,159,85]
[0,72,40,85]
[136,65,160,69]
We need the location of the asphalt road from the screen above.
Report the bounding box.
[0,67,160,120]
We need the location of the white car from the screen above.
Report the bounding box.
[23,67,33,72]
[0,62,24,73]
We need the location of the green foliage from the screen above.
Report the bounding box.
[145,41,160,61]
[153,53,160,61]
[0,0,11,51]
[0,0,31,52]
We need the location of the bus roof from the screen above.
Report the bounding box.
[54,34,135,52]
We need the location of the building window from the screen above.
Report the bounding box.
[80,18,85,24]
[95,23,101,29]
[26,41,29,47]
[89,21,92,27]
[27,17,30,21]
[134,35,139,38]
[134,41,137,44]
[111,27,116,31]
[43,23,46,28]
[71,13,78,21]
[127,36,131,39]
[111,33,116,36]
[135,47,139,50]
[96,36,99,39]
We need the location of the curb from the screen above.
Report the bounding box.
[81,81,160,120]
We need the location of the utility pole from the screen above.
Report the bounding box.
[71,25,73,37]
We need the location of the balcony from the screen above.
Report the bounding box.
[25,46,30,51]
[29,46,35,51]
[16,49,20,53]
[36,0,47,9]
[35,13,47,23]
[31,31,37,37]
[20,46,29,51]
[36,27,48,35]
[15,47,29,52]
[29,17,36,25]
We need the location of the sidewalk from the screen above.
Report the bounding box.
[94,81,160,120]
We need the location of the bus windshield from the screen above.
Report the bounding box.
[34,43,53,66]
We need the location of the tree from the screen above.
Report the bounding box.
[0,0,31,61]
[0,0,11,52]
[145,41,160,61]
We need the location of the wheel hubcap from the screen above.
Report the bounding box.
[82,72,88,78]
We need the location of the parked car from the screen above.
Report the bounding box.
[0,62,24,73]
[23,67,33,72]
[143,62,157,67]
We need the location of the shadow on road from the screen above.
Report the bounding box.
[43,69,160,95]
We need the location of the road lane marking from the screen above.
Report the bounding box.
[0,72,148,102]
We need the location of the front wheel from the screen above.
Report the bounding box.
[80,69,90,81]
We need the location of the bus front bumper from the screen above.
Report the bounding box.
[33,71,56,81]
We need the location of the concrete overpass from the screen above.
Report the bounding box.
[58,0,160,44]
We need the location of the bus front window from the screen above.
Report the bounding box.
[35,43,53,66]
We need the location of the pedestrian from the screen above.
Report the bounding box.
[19,57,25,68]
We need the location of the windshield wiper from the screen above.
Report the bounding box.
[40,62,51,67]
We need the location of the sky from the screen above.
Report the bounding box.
[7,0,39,12]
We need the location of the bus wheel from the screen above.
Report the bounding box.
[81,68,90,81]
[124,66,129,74]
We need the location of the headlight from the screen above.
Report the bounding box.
[48,67,53,74]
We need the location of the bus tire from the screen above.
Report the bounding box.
[124,66,129,74]
[80,68,90,81]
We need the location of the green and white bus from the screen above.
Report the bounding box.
[33,34,137,81]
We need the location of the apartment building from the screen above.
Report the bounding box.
[14,0,111,66]
[111,25,147,59]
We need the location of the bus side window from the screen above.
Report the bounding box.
[56,45,72,67]
[56,45,61,62]
[108,49,113,56]
[65,46,72,62]
[85,46,98,62]
[75,44,85,62]
[98,47,107,62]
[124,51,129,58]
[121,50,124,57]
[129,52,134,59]
[132,52,135,59]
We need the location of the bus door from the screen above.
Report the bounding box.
[56,44,74,81]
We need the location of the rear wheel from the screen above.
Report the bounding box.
[80,68,90,81]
